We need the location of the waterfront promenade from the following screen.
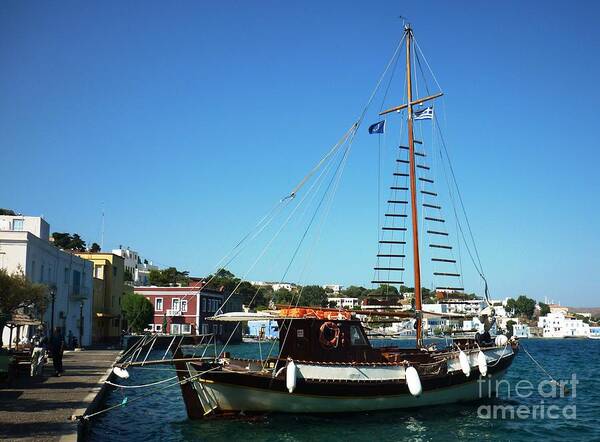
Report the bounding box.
[0,349,120,442]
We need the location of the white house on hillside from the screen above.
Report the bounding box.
[327,297,359,309]
[112,245,158,285]
[538,312,589,338]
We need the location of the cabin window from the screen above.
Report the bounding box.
[349,325,367,346]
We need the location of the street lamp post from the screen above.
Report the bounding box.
[79,301,84,349]
[50,288,56,334]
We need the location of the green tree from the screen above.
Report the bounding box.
[538,302,550,316]
[506,319,516,336]
[124,269,133,282]
[89,242,101,253]
[51,232,87,251]
[367,284,400,299]
[273,288,294,305]
[148,267,189,286]
[162,314,168,334]
[341,285,369,300]
[0,208,16,215]
[298,285,328,307]
[0,269,48,346]
[122,293,154,333]
[506,295,536,319]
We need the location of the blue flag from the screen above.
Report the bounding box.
[368,120,385,134]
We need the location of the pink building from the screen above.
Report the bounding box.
[134,286,225,336]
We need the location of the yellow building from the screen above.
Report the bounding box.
[76,253,125,344]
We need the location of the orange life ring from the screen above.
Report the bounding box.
[319,321,340,349]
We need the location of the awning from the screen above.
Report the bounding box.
[96,312,117,318]
[207,312,278,322]
[6,313,41,327]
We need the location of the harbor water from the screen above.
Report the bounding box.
[88,339,600,441]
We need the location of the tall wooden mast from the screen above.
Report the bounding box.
[404,25,423,348]
[379,25,443,347]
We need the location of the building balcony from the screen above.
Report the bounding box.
[166,309,182,317]
[69,288,91,301]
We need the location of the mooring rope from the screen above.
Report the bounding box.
[81,366,221,420]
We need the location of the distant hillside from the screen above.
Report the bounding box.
[567,307,600,316]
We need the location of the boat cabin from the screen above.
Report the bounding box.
[277,318,386,363]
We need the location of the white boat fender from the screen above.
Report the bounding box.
[405,366,422,397]
[113,366,129,379]
[495,334,508,346]
[286,359,297,393]
[459,350,471,377]
[477,351,488,377]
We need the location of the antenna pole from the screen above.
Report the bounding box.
[100,203,105,251]
[404,25,423,348]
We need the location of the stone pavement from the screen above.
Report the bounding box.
[0,349,120,442]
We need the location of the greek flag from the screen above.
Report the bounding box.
[414,107,433,120]
[368,120,385,134]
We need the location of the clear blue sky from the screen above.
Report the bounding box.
[1,1,599,306]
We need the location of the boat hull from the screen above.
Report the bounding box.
[195,369,506,413]
[185,346,517,415]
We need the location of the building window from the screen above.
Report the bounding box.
[64,267,69,284]
[201,324,209,335]
[201,298,206,312]
[113,266,117,277]
[155,324,162,333]
[182,324,191,334]
[146,324,154,332]
[155,298,163,311]
[171,324,181,335]
[72,270,81,294]
[40,264,44,282]
[180,300,188,313]
[31,260,36,281]
[172,298,180,311]
[12,219,24,231]
[212,324,218,335]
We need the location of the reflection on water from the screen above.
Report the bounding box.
[89,339,600,441]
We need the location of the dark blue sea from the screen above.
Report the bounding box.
[88,339,600,441]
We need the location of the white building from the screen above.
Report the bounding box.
[112,246,158,285]
[323,284,343,294]
[0,215,93,346]
[538,312,590,338]
[513,323,530,338]
[327,297,359,309]
[441,299,487,316]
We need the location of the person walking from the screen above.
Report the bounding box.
[49,328,64,377]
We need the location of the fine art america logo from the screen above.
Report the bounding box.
[477,375,578,420]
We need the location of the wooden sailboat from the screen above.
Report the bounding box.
[161,24,520,417]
